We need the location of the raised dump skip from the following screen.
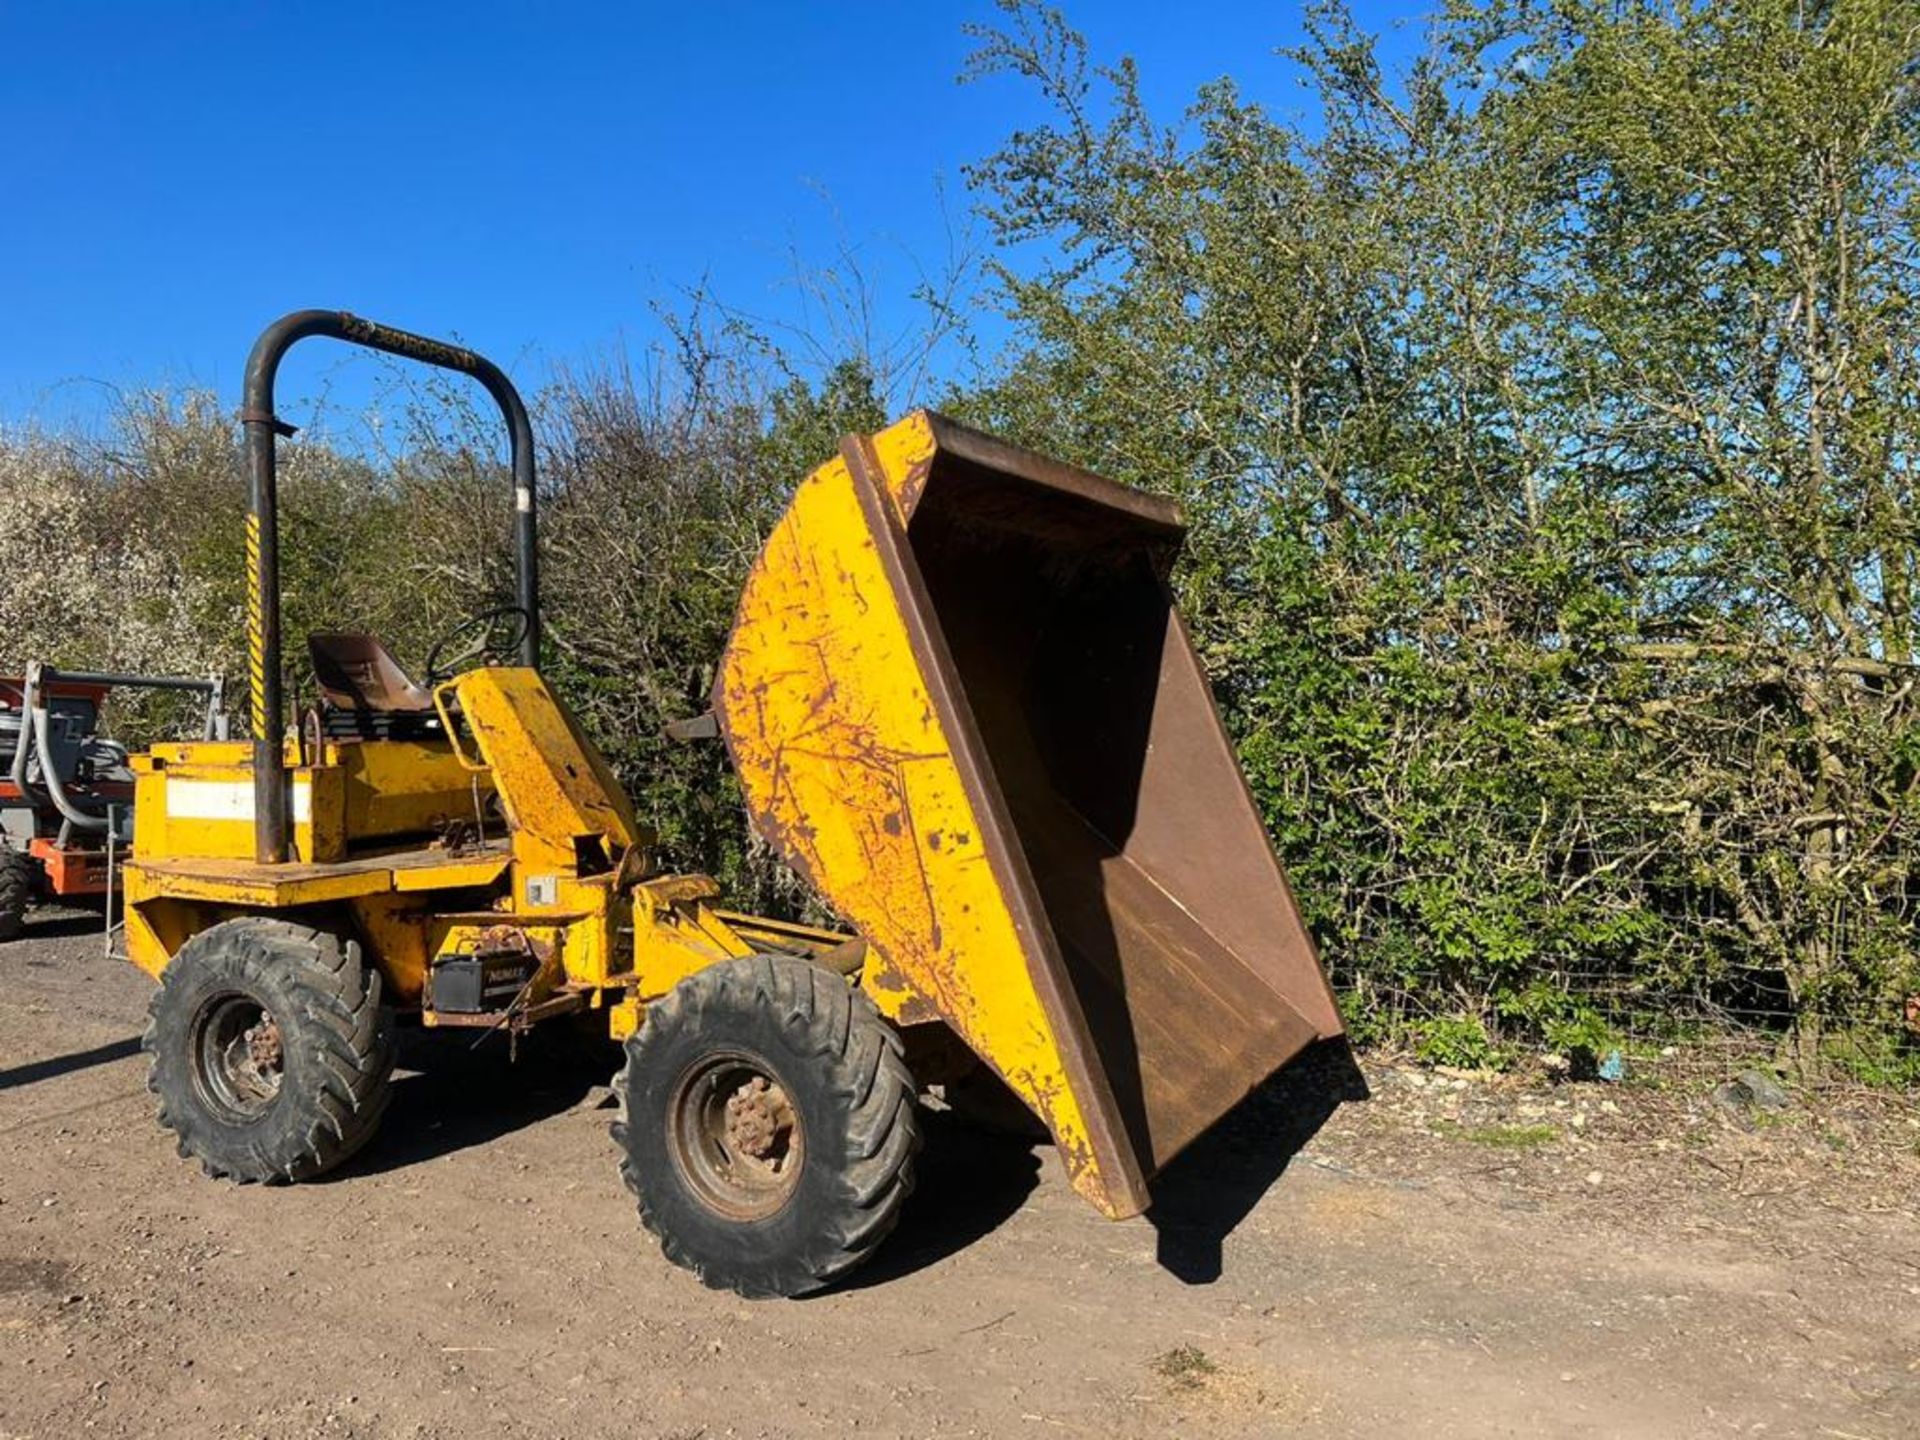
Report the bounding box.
[716,412,1342,1220]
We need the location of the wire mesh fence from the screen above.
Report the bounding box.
[1305,801,1920,1092]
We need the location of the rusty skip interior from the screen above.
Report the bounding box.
[883,420,1343,1181]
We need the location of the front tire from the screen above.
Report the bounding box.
[0,845,31,942]
[613,954,920,1298]
[144,917,395,1182]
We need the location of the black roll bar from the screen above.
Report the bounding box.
[241,310,539,864]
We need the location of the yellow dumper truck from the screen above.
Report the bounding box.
[118,311,1342,1297]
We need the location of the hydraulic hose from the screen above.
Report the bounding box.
[6,713,25,794]
[29,703,107,832]
[8,677,40,802]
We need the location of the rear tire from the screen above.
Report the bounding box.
[0,846,31,942]
[613,953,920,1298]
[144,917,395,1182]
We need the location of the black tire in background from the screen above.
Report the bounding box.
[0,846,32,942]
[144,917,395,1182]
[613,953,920,1299]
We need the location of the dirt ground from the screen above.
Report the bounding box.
[1,915,1916,1440]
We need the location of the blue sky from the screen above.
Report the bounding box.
[0,2,1418,434]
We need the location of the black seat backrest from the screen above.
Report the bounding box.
[307,633,443,741]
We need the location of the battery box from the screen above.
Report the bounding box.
[429,951,539,1013]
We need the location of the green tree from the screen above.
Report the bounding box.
[960,0,1920,1062]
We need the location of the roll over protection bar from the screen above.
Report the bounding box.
[241,310,539,864]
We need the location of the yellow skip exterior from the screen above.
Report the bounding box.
[715,431,1133,1217]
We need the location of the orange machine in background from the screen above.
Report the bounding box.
[0,665,224,940]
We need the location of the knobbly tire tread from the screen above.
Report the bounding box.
[612,953,920,1299]
[0,846,31,942]
[144,917,395,1183]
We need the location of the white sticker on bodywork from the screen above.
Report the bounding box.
[166,778,312,823]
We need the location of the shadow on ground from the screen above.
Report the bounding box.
[333,1024,621,1179]
[93,999,1359,1291]
[0,1035,143,1091]
[827,1106,1044,1294]
[1148,1038,1370,1284]
[834,1040,1366,1292]
[343,1028,1046,1287]
[9,911,110,945]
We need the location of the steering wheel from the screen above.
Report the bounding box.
[425,606,532,684]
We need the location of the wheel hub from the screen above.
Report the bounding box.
[193,994,285,1120]
[245,1016,283,1074]
[668,1054,805,1222]
[723,1075,795,1160]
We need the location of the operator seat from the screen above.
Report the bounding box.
[307,633,445,741]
